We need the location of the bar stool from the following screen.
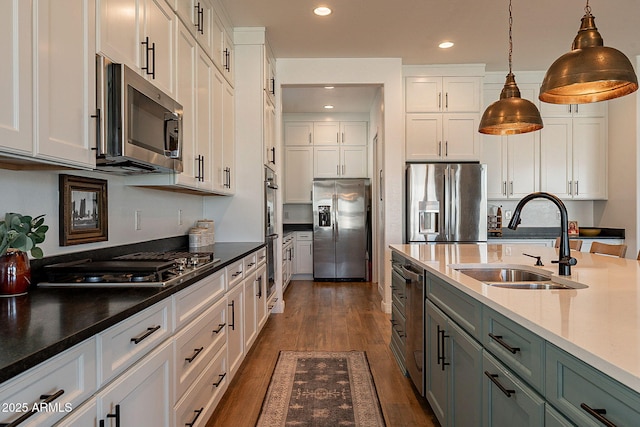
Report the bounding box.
[589,242,627,258]
[554,237,583,251]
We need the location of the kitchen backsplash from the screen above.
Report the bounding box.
[489,199,596,228]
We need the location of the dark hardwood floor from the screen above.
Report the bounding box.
[205,280,439,427]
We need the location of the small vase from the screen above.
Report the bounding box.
[0,249,31,296]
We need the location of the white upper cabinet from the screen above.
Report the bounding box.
[406,76,481,113]
[98,0,176,97]
[0,0,32,157]
[539,100,607,118]
[174,0,214,56]
[313,122,340,144]
[284,122,313,146]
[0,0,96,169]
[405,71,482,162]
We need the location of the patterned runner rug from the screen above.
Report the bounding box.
[256,351,386,426]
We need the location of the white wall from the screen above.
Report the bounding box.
[276,58,404,313]
[1,168,204,257]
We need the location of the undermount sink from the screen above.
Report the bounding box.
[450,264,588,290]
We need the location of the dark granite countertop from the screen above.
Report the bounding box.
[0,239,264,384]
[488,227,625,240]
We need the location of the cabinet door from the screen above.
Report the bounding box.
[482,351,545,427]
[572,117,607,199]
[295,241,313,274]
[481,136,507,199]
[405,77,442,112]
[314,146,340,178]
[34,0,96,168]
[540,118,572,199]
[222,80,235,193]
[222,30,234,86]
[226,284,244,380]
[195,49,214,190]
[264,98,276,167]
[341,146,368,178]
[0,0,32,156]
[98,340,173,427]
[442,114,479,160]
[425,300,448,425]
[443,77,481,112]
[507,132,539,198]
[256,264,268,329]
[174,23,199,189]
[406,113,442,161]
[243,276,257,349]
[314,122,340,145]
[54,398,97,426]
[340,121,368,145]
[448,320,483,427]
[285,121,313,145]
[97,0,139,69]
[143,0,175,97]
[284,147,313,203]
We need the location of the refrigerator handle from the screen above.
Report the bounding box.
[334,193,339,240]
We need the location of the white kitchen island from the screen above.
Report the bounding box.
[391,242,640,426]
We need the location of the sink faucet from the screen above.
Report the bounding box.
[508,192,577,276]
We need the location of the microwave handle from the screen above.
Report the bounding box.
[95,55,107,156]
[164,113,181,159]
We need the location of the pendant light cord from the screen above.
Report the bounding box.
[508,0,513,74]
[585,0,591,16]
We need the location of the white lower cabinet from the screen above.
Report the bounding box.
[226,282,245,381]
[97,339,174,427]
[294,232,313,275]
[0,338,96,427]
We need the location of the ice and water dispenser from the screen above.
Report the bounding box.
[318,206,331,227]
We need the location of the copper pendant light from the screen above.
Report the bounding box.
[539,1,638,104]
[479,0,543,135]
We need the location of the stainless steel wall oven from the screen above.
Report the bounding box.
[265,167,278,298]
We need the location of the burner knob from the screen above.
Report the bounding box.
[176,258,187,271]
[189,256,199,267]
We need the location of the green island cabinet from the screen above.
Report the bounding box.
[419,267,640,427]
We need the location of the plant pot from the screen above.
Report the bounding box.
[0,249,31,296]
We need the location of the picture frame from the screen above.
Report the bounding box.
[59,174,108,246]
[568,220,579,236]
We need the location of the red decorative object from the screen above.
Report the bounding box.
[0,249,31,296]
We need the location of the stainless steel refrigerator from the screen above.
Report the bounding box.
[313,179,370,280]
[406,163,487,243]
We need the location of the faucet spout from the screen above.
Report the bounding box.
[507,192,577,276]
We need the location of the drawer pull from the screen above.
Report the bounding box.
[580,403,617,427]
[130,325,161,344]
[232,271,242,277]
[213,323,226,334]
[106,404,121,427]
[185,407,204,427]
[185,347,204,363]
[0,389,65,427]
[484,371,515,397]
[247,262,255,267]
[488,333,521,354]
[213,372,227,387]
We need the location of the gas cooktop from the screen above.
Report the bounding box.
[38,250,220,288]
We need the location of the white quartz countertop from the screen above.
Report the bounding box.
[390,243,640,394]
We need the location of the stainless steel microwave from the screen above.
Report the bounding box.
[95,56,183,174]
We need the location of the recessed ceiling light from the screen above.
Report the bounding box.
[314,7,332,16]
[324,105,334,109]
[439,41,454,49]
[324,86,335,89]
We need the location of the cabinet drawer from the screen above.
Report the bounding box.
[295,231,312,241]
[391,304,406,347]
[174,297,227,402]
[98,300,172,385]
[546,344,640,427]
[483,308,544,393]
[226,259,244,289]
[256,247,267,266]
[391,268,407,315]
[0,338,96,427]
[427,273,482,339]
[174,268,226,331]
[244,252,258,276]
[482,351,545,427]
[174,346,228,427]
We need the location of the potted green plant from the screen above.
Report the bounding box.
[0,213,48,296]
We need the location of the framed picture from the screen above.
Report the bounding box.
[59,174,108,246]
[568,220,579,236]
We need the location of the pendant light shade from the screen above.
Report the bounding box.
[479,0,543,135]
[479,73,544,135]
[539,4,638,104]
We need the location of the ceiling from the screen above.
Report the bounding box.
[220,0,640,113]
